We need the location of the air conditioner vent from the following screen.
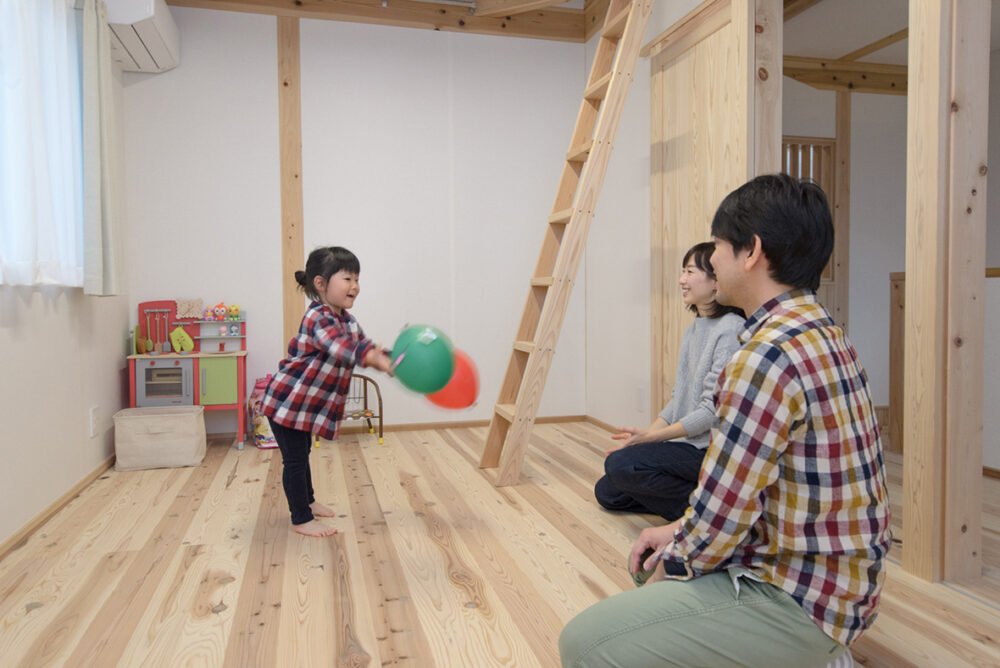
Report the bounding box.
[106,0,179,73]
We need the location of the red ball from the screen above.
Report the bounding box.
[426,349,479,409]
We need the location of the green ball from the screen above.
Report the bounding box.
[391,325,455,394]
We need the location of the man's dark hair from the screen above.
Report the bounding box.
[710,173,834,291]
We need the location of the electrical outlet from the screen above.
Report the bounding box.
[89,406,99,438]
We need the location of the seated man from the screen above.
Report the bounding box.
[560,174,891,667]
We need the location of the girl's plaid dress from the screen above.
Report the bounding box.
[261,301,376,440]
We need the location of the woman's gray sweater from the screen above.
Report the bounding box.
[659,313,744,449]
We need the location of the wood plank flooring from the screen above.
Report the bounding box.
[1,422,999,667]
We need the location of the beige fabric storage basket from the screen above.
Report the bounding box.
[113,406,207,471]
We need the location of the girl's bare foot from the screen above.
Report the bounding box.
[310,501,336,517]
[293,519,337,537]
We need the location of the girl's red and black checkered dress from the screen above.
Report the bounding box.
[261,301,376,440]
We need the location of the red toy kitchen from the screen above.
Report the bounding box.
[127,299,247,449]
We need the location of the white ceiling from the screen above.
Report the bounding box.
[783,0,1000,65]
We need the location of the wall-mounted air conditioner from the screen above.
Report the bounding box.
[106,0,180,73]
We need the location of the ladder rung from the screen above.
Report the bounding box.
[513,340,535,354]
[584,72,612,101]
[530,276,553,287]
[566,140,593,163]
[603,5,631,39]
[495,403,516,422]
[549,207,573,224]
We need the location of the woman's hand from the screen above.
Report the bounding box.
[607,426,646,453]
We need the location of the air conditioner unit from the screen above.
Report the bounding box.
[106,0,180,73]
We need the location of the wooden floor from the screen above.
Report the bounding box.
[1,421,999,667]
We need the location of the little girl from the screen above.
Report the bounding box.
[261,246,392,537]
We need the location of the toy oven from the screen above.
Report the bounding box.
[135,358,194,407]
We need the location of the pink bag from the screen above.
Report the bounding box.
[247,376,277,448]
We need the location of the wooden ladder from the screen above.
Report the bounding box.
[480,0,653,486]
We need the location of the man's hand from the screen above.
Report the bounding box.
[629,520,683,573]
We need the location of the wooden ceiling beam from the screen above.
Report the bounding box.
[166,0,586,43]
[840,27,908,61]
[583,0,610,41]
[783,0,823,22]
[784,55,907,95]
[475,0,565,19]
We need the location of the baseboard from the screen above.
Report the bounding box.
[338,414,587,435]
[0,454,116,562]
[985,466,1000,481]
[583,415,617,433]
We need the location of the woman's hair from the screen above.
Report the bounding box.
[295,246,360,302]
[683,242,745,319]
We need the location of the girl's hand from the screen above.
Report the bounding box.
[364,348,394,374]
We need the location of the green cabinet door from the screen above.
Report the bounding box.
[199,357,237,405]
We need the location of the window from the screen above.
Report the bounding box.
[0,0,84,287]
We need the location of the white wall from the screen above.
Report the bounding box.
[985,48,1000,468]
[122,8,586,431]
[122,9,282,435]
[0,65,130,545]
[782,78,907,407]
[846,92,907,406]
[785,52,1000,468]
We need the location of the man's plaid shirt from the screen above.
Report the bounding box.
[261,301,375,440]
[661,290,891,646]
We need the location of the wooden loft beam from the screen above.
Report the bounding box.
[475,0,565,19]
[167,0,586,43]
[783,0,823,22]
[584,0,610,40]
[841,27,908,61]
[783,55,907,95]
[641,0,729,60]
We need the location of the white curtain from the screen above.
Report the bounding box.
[0,0,84,287]
[81,0,120,295]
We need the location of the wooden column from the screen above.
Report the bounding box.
[278,17,305,347]
[833,91,850,332]
[647,0,781,415]
[752,0,782,176]
[903,0,990,582]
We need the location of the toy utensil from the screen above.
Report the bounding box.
[145,314,153,351]
[156,314,165,353]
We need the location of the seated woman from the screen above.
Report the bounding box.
[595,241,744,521]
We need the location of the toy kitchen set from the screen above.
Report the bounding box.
[127,299,248,448]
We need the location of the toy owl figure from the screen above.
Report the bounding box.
[228,304,241,321]
[213,303,227,320]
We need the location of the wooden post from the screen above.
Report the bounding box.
[278,17,305,348]
[647,0,780,419]
[753,0,782,176]
[903,0,989,582]
[833,91,850,331]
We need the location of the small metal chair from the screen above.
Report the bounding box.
[343,373,384,444]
